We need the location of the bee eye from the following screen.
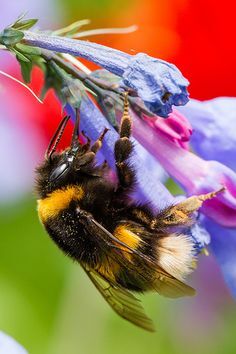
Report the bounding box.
[50,162,69,182]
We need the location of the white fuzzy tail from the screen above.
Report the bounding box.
[158,234,195,281]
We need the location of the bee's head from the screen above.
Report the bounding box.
[35,113,101,198]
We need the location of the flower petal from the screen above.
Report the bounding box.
[203,217,236,298]
[144,108,192,149]
[23,31,189,116]
[0,332,27,354]
[122,53,189,117]
[178,98,236,170]
[129,112,236,227]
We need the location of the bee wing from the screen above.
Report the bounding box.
[81,263,155,332]
[91,218,196,297]
[154,268,196,298]
[77,210,195,298]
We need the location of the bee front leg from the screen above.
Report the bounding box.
[114,93,135,191]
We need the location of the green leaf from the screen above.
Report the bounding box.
[40,64,61,100]
[10,48,30,62]
[31,55,46,72]
[49,61,85,108]
[13,18,38,31]
[15,43,41,56]
[0,28,24,46]
[19,60,33,83]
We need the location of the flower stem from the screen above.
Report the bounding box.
[41,49,120,96]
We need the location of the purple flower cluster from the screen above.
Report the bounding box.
[9,26,236,297]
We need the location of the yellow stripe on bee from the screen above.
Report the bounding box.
[37,185,84,223]
[114,224,141,251]
[95,224,141,281]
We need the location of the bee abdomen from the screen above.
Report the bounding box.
[157,234,196,281]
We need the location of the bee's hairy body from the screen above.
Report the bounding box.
[38,177,161,292]
[35,95,220,331]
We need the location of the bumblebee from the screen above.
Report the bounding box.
[35,94,221,331]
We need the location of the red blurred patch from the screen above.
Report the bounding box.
[5,65,74,153]
[173,0,236,99]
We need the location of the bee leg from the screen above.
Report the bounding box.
[81,130,91,150]
[114,92,135,190]
[76,151,95,170]
[152,187,225,229]
[91,128,109,154]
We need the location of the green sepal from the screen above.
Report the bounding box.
[15,43,41,56]
[49,61,85,109]
[10,48,30,62]
[61,79,83,109]
[12,44,45,83]
[91,69,120,86]
[12,18,38,31]
[0,28,24,46]
[20,56,46,83]
[19,60,33,83]
[40,64,61,100]
[97,92,121,130]
[31,55,46,72]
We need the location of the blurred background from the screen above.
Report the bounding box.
[0,1,236,353]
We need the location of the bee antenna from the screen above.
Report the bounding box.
[46,115,70,159]
[71,108,80,148]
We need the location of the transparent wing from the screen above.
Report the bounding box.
[77,209,196,298]
[81,264,155,332]
[154,268,196,298]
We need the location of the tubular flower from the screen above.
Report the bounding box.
[130,111,236,227]
[20,31,189,117]
[203,217,236,297]
[144,108,192,149]
[1,17,235,296]
[177,98,236,296]
[130,103,236,295]
[178,97,236,170]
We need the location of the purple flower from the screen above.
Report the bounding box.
[176,98,236,297]
[0,332,27,354]
[203,217,236,297]
[22,31,189,117]
[130,111,236,227]
[130,102,236,296]
[178,97,236,171]
[144,108,192,149]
